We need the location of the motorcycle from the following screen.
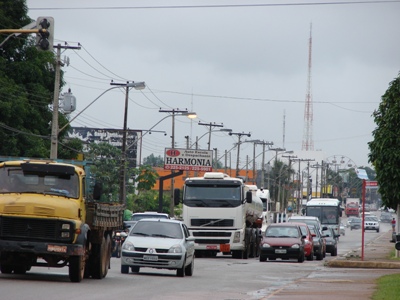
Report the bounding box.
[112,230,127,258]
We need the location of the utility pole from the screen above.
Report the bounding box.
[50,43,81,159]
[111,81,146,205]
[229,132,251,177]
[282,154,297,211]
[198,122,223,150]
[293,158,315,213]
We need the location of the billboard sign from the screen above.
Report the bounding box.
[164,148,213,171]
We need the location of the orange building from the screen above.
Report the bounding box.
[152,168,256,191]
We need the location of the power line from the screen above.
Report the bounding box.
[29,1,400,11]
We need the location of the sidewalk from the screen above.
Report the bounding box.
[327,230,400,269]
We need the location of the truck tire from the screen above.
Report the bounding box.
[69,254,85,282]
[91,236,108,279]
[13,265,27,275]
[0,264,13,274]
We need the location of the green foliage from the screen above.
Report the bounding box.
[143,153,164,167]
[85,142,123,202]
[369,73,400,209]
[132,165,158,194]
[0,1,75,158]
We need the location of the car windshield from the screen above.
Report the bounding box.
[365,216,377,221]
[265,226,300,238]
[323,229,333,237]
[353,218,362,223]
[130,221,183,239]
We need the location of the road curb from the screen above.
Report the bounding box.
[327,260,400,269]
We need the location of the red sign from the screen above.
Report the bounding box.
[366,181,378,187]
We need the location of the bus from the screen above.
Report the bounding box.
[305,198,342,236]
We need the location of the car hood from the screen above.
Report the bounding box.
[262,237,302,246]
[126,236,183,250]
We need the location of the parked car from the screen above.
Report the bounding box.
[121,219,195,277]
[259,223,306,263]
[307,225,325,260]
[340,222,346,236]
[292,222,314,261]
[322,227,339,256]
[364,216,380,232]
[350,217,362,230]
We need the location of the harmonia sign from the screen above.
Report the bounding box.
[164,148,213,172]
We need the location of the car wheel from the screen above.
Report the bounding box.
[121,265,129,274]
[259,255,267,262]
[332,248,337,256]
[185,257,194,276]
[316,251,323,261]
[298,251,305,263]
[131,266,140,273]
[377,228,380,233]
[307,250,314,261]
[177,260,186,277]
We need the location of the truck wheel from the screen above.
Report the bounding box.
[0,264,13,274]
[91,236,108,279]
[13,265,27,274]
[69,255,85,282]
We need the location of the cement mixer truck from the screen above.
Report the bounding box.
[175,172,264,259]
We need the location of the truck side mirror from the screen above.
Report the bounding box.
[174,188,181,206]
[93,182,102,200]
[246,191,252,204]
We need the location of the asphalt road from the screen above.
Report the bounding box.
[0,215,397,300]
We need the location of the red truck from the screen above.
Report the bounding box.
[345,199,360,217]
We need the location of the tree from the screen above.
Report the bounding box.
[368,73,400,210]
[85,142,125,202]
[0,0,77,158]
[143,154,164,167]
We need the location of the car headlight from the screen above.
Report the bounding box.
[168,244,183,253]
[122,241,135,251]
[261,243,271,248]
[291,244,300,249]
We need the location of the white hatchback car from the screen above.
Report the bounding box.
[121,219,195,277]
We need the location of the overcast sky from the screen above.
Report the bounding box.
[26,0,400,171]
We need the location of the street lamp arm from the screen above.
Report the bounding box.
[58,86,120,133]
[125,114,173,151]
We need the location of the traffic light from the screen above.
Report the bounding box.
[36,17,54,51]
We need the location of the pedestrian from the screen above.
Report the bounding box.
[391,218,396,232]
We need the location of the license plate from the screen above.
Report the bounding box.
[47,245,67,253]
[220,244,230,252]
[275,249,287,254]
[143,255,158,261]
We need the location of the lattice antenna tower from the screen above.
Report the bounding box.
[302,23,314,151]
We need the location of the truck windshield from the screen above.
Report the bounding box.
[0,166,79,198]
[183,185,241,207]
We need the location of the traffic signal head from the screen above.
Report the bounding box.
[36,17,54,51]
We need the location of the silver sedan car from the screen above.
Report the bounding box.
[121,219,195,277]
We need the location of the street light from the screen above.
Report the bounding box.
[110,81,146,205]
[159,108,197,217]
[198,122,224,150]
[189,127,232,149]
